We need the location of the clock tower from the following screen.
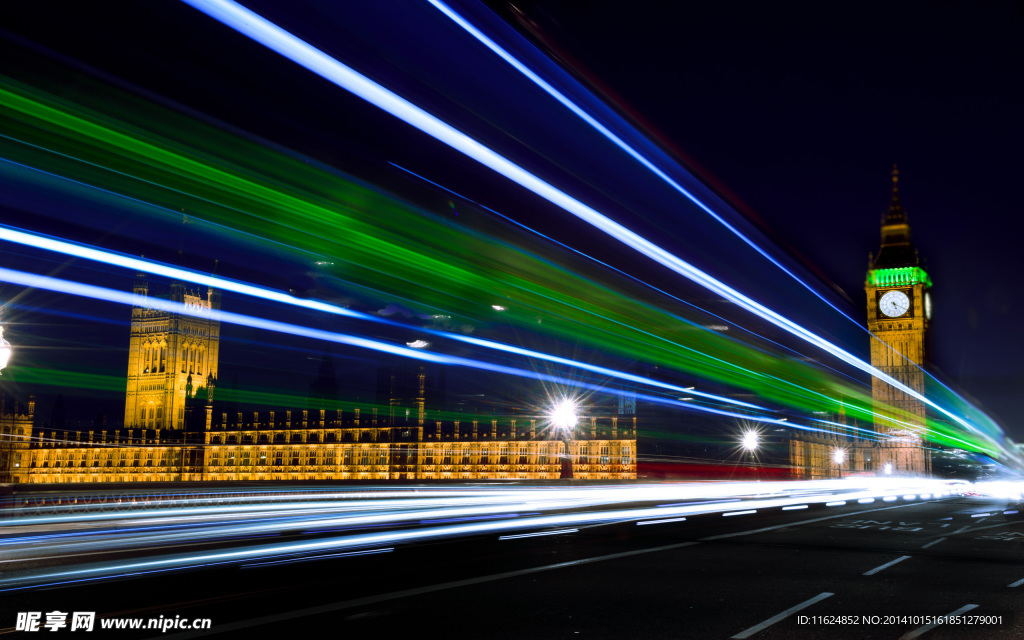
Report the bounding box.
[863,166,930,475]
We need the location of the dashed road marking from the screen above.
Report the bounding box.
[863,555,912,576]
[920,537,946,549]
[731,592,833,639]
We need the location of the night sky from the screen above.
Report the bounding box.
[1,1,1021,442]
[497,0,1024,436]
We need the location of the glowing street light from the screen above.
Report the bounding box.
[549,398,578,480]
[833,447,846,465]
[883,462,893,475]
[0,326,11,375]
[740,429,759,452]
[548,398,578,431]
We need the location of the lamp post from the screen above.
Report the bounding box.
[549,398,577,479]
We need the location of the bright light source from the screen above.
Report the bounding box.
[883,462,893,475]
[833,448,846,465]
[549,399,578,431]
[405,340,430,349]
[740,430,759,452]
[491,305,506,311]
[0,326,11,374]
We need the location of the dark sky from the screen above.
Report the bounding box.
[1,1,1021,440]
[494,0,1024,435]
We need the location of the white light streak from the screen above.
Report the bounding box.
[177,0,1000,451]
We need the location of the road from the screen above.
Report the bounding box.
[1,482,1022,639]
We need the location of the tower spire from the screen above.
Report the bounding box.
[871,165,917,268]
[884,163,906,225]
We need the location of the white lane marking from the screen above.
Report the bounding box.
[499,528,578,540]
[701,501,932,541]
[899,604,978,639]
[1008,578,1024,588]
[971,513,991,518]
[730,592,834,639]
[826,501,846,506]
[782,505,808,511]
[723,510,757,517]
[161,541,702,638]
[863,555,912,575]
[1005,510,1019,515]
[920,537,946,549]
[951,525,970,534]
[636,517,687,526]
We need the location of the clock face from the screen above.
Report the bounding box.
[879,290,911,317]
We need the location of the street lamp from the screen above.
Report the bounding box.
[740,429,759,452]
[549,398,578,479]
[0,326,11,375]
[833,447,846,478]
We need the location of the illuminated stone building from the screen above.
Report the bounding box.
[0,395,34,483]
[858,166,931,475]
[7,277,635,484]
[123,273,221,430]
[790,167,931,478]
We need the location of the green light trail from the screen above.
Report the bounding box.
[0,74,1009,460]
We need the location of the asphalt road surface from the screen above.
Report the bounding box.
[2,488,1022,639]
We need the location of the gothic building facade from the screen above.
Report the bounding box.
[858,166,931,474]
[790,167,932,478]
[4,277,636,484]
[123,273,221,430]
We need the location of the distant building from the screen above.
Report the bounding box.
[0,395,34,481]
[790,167,931,477]
[5,276,635,483]
[123,272,221,430]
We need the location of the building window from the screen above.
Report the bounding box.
[499,445,508,465]
[519,446,528,465]
[621,446,631,466]
[443,448,452,466]
[600,446,610,465]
